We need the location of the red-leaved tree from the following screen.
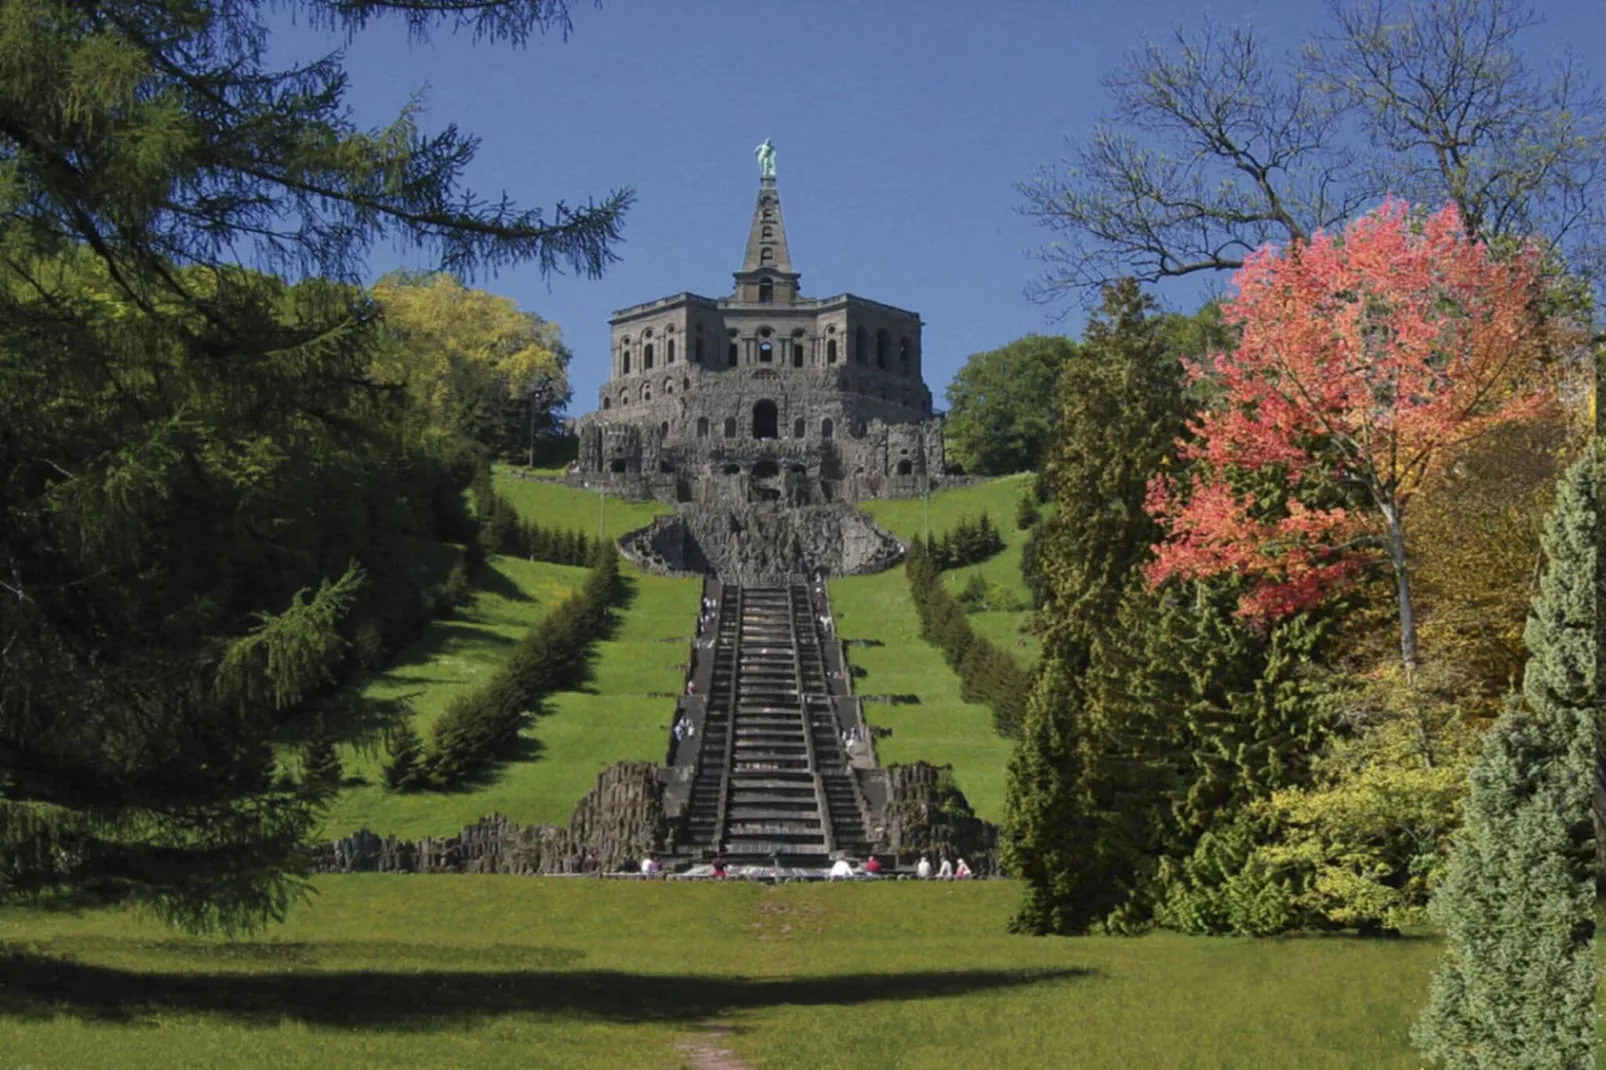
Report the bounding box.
[1145,200,1560,672]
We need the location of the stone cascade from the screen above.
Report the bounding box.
[679,583,870,864]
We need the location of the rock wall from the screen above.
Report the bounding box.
[320,761,669,875]
[620,503,903,584]
[864,761,1001,875]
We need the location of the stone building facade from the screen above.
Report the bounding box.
[572,171,948,503]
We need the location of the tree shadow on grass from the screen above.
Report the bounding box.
[0,948,1092,1030]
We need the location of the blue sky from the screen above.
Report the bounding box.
[267,0,1603,415]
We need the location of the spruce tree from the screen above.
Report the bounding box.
[301,726,343,801]
[1412,451,1598,1069]
[383,721,429,794]
[1002,279,1194,933]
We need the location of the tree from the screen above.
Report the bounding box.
[0,0,629,931]
[1412,449,1597,1069]
[943,335,1077,475]
[1145,201,1560,672]
[1003,280,1195,933]
[301,724,344,801]
[1022,0,1606,309]
[371,271,573,461]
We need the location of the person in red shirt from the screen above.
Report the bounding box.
[863,856,881,876]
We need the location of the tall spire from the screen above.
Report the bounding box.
[739,175,794,275]
[733,157,801,303]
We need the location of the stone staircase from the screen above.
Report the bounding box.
[678,582,872,866]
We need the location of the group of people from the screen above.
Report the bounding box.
[914,855,973,880]
[827,855,882,881]
[672,712,697,743]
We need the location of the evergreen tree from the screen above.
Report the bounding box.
[383,721,429,794]
[1413,451,1598,1069]
[1016,491,1041,531]
[1002,278,1194,933]
[300,725,344,801]
[0,0,628,931]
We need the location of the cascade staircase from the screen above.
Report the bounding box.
[678,582,871,866]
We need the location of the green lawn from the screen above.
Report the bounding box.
[319,481,697,841]
[493,466,673,541]
[857,473,1041,663]
[0,876,1447,1069]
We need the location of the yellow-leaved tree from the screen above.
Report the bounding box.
[371,271,571,461]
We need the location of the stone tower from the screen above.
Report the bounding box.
[571,166,947,505]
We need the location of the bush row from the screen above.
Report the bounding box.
[927,512,1005,571]
[384,542,625,791]
[470,468,597,566]
[906,537,1028,738]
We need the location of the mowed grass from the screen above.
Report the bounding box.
[856,472,1041,662]
[320,481,697,840]
[493,465,673,541]
[834,475,1040,822]
[0,876,1446,1069]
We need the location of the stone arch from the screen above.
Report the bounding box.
[667,338,676,363]
[619,392,628,407]
[644,343,654,369]
[664,377,674,395]
[752,399,779,440]
[697,416,709,438]
[622,349,631,374]
[827,338,837,363]
[753,459,780,479]
[642,385,651,402]
[723,417,737,439]
[875,329,888,369]
[821,417,834,439]
[660,420,670,436]
[896,458,913,476]
[602,396,612,410]
[793,417,806,438]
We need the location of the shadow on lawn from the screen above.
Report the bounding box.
[0,949,1091,1029]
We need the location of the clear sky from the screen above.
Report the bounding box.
[266,0,1603,417]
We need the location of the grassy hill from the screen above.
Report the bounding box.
[0,876,1446,1069]
[318,479,694,841]
[833,474,1041,822]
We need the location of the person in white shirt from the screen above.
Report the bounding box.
[937,857,954,880]
[916,855,932,879]
[640,856,655,876]
[828,857,854,881]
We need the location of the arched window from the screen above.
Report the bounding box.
[619,393,628,407]
[752,399,779,440]
[792,344,804,368]
[821,418,834,440]
[896,459,913,476]
[899,337,911,374]
[622,350,631,374]
[664,378,674,395]
[793,417,806,438]
[855,327,867,364]
[694,338,703,363]
[667,339,676,363]
[723,417,737,439]
[758,278,774,303]
[642,386,651,402]
[644,343,654,370]
[875,329,888,369]
[696,417,709,438]
[728,343,739,366]
[660,420,670,437]
[827,339,837,363]
[682,377,690,392]
[602,396,612,410]
[759,342,773,363]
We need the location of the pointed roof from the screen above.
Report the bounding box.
[737,175,796,276]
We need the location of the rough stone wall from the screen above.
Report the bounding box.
[320,760,669,876]
[864,761,1001,875]
[619,504,904,584]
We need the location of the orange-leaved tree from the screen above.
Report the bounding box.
[1145,199,1564,672]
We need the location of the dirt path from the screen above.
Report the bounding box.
[675,1027,751,1070]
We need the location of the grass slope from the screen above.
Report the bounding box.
[833,474,1040,822]
[320,480,695,840]
[0,877,1445,1069]
[856,472,1040,662]
[493,466,673,541]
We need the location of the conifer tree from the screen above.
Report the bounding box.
[1412,451,1598,1069]
[1002,279,1193,933]
[301,726,344,801]
[0,0,628,930]
[383,721,430,794]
